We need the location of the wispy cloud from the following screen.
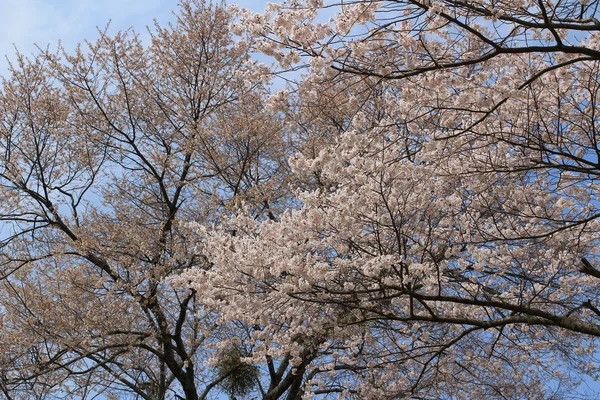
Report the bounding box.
[0,0,174,74]
[0,0,270,77]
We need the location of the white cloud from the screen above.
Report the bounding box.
[0,0,270,77]
[0,0,174,75]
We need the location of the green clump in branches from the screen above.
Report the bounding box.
[216,346,258,398]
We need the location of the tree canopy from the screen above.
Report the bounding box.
[1,0,600,399]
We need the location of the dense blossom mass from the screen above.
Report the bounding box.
[0,0,599,399]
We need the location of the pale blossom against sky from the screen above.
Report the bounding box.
[2,1,600,398]
[0,0,269,77]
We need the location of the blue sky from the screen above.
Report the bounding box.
[1,1,599,398]
[0,0,269,77]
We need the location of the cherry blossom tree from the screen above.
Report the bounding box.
[3,0,600,398]
[176,0,600,398]
[0,1,307,399]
